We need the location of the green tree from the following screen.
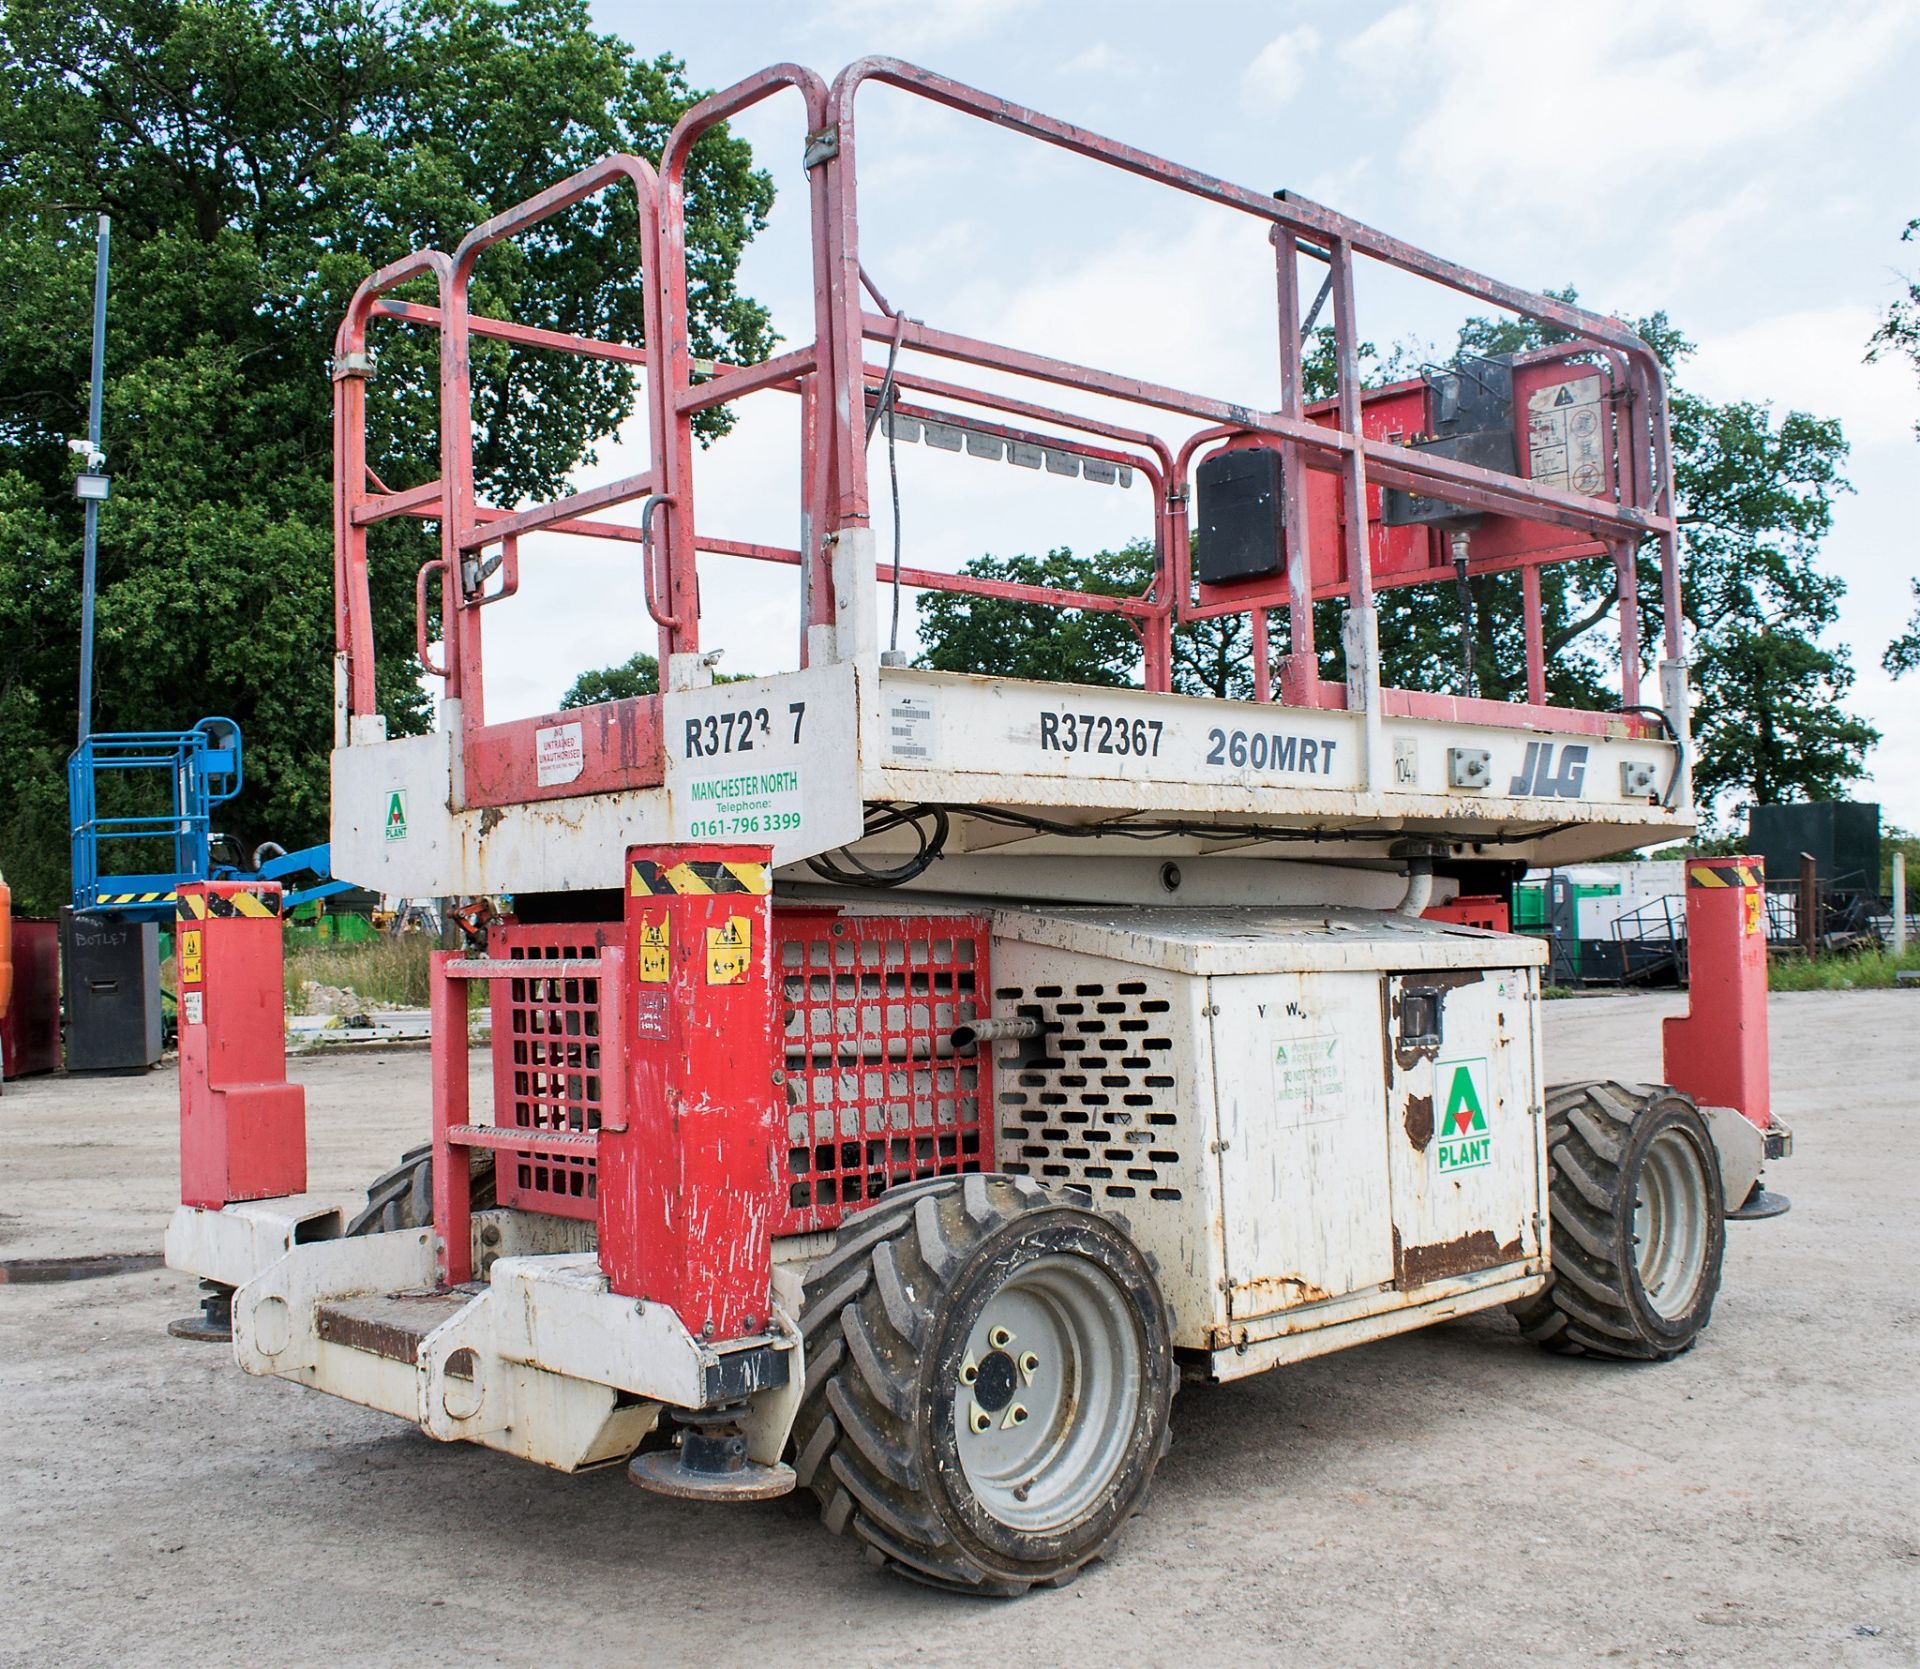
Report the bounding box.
[558,651,750,706]
[561,653,659,708]
[0,0,774,912]
[916,547,1149,687]
[1868,217,1920,675]
[1883,584,1920,678]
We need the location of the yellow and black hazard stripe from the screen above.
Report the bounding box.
[1687,858,1763,890]
[97,889,177,906]
[629,857,771,897]
[177,887,281,921]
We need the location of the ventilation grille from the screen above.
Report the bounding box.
[993,977,1185,1205]
[776,914,992,1234]
[489,922,618,1220]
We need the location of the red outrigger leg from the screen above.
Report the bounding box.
[1663,855,1770,1133]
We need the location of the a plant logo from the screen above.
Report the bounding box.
[1436,1057,1492,1173]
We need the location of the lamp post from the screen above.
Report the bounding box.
[76,213,110,744]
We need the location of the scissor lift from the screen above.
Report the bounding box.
[166,58,1787,1594]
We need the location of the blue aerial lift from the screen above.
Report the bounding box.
[64,717,350,1071]
[67,716,347,921]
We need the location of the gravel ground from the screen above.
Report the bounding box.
[0,990,1914,1668]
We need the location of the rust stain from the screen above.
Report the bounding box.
[1403,1091,1434,1152]
[478,805,505,837]
[1394,1228,1523,1289]
[1233,1272,1334,1314]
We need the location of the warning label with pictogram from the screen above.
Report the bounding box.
[704,915,753,985]
[178,928,203,986]
[1526,374,1606,497]
[1435,1057,1492,1173]
[638,918,670,984]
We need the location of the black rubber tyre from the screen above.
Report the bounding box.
[791,1174,1175,1596]
[1511,1081,1725,1360]
[343,1143,496,1236]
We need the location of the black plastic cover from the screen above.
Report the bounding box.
[1194,447,1285,585]
[1382,356,1518,529]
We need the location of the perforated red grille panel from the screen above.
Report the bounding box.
[775,913,993,1235]
[488,922,617,1220]
[483,912,993,1233]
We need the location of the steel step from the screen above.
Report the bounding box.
[313,1289,478,1365]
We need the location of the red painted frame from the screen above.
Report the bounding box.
[332,55,1683,795]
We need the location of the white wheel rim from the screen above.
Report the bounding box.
[1633,1127,1711,1319]
[953,1254,1141,1533]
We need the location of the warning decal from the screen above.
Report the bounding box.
[705,915,753,985]
[178,928,203,986]
[1526,374,1607,497]
[1435,1057,1492,1173]
[638,917,670,984]
[1271,1034,1348,1126]
[535,720,585,788]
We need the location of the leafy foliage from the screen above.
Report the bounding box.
[0,0,773,912]
[1868,218,1920,677]
[915,548,1149,688]
[557,651,751,707]
[561,652,660,708]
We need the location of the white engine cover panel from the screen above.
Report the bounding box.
[985,907,1548,1355]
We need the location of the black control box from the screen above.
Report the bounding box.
[1382,355,1518,529]
[1194,447,1286,585]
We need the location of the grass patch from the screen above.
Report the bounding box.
[1768,947,1920,992]
[285,935,453,1009]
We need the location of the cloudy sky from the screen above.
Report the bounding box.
[476,0,1920,825]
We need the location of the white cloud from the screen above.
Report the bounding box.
[811,0,1022,52]
[1243,24,1322,109]
[1343,0,1914,214]
[1687,305,1920,447]
[1060,41,1131,77]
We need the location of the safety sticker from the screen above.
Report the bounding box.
[1743,891,1763,937]
[705,915,753,985]
[634,989,668,1041]
[639,918,670,984]
[178,928,203,986]
[1526,375,1606,497]
[1272,1035,1347,1126]
[1435,1057,1492,1173]
[384,789,408,842]
[535,720,585,788]
[181,991,204,1026]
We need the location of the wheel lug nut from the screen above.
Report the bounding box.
[969,1404,992,1434]
[988,1326,1012,1349]
[1020,1351,1039,1376]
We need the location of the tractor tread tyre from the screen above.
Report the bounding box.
[791,1174,1174,1597]
[1511,1080,1724,1361]
[344,1143,496,1236]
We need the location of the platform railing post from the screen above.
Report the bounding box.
[1662,856,1770,1132]
[1272,226,1318,708]
[429,949,471,1284]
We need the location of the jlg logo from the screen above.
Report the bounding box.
[1509,741,1589,798]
